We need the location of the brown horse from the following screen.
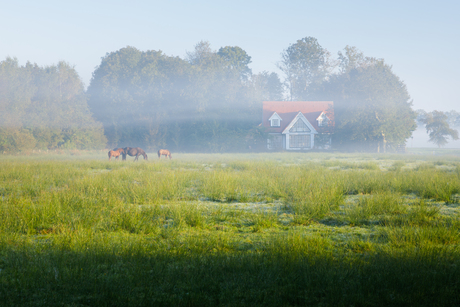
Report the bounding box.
[123,147,148,161]
[158,149,172,159]
[108,148,124,161]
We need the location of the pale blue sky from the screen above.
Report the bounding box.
[1,0,459,111]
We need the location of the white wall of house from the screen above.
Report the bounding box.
[267,112,323,151]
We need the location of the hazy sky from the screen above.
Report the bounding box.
[1,0,458,111]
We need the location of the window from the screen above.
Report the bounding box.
[269,112,281,127]
[317,114,329,127]
[289,119,310,132]
[289,134,311,148]
[271,118,280,127]
[268,135,282,149]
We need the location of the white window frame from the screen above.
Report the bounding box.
[271,118,280,127]
[289,134,311,148]
[268,112,282,127]
[317,112,330,127]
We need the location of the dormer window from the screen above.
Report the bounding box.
[268,112,282,127]
[271,118,280,127]
[317,112,329,127]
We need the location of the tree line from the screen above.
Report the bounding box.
[86,42,282,152]
[1,37,456,153]
[0,58,106,152]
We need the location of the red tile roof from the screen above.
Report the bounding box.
[262,101,334,133]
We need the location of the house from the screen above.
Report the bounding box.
[262,101,334,150]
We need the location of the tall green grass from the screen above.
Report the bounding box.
[1,153,460,305]
[346,192,407,226]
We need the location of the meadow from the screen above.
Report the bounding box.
[1,150,460,306]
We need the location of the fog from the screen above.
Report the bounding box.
[411,126,460,149]
[1,41,459,153]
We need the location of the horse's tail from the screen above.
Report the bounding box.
[157,150,160,158]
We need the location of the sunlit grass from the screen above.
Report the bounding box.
[1,151,460,305]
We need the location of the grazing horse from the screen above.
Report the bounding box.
[108,148,124,161]
[123,147,148,161]
[158,149,172,159]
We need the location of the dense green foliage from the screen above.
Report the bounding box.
[316,47,417,151]
[277,42,417,151]
[0,58,107,152]
[278,36,334,100]
[1,38,443,153]
[1,152,460,305]
[87,44,283,152]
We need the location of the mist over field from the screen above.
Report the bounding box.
[411,126,460,149]
[6,39,457,153]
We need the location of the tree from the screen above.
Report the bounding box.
[318,47,416,152]
[278,37,335,100]
[0,57,106,152]
[217,46,252,80]
[251,71,284,101]
[88,46,196,148]
[445,110,460,128]
[88,43,270,152]
[422,111,459,147]
[337,45,379,73]
[415,109,427,127]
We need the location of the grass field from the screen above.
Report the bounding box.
[1,150,460,306]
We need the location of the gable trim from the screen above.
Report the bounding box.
[268,112,282,127]
[282,112,318,135]
[316,111,330,127]
[268,112,282,121]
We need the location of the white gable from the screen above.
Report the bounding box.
[268,112,282,127]
[282,112,317,134]
[316,112,330,127]
[268,112,282,121]
[290,119,310,132]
